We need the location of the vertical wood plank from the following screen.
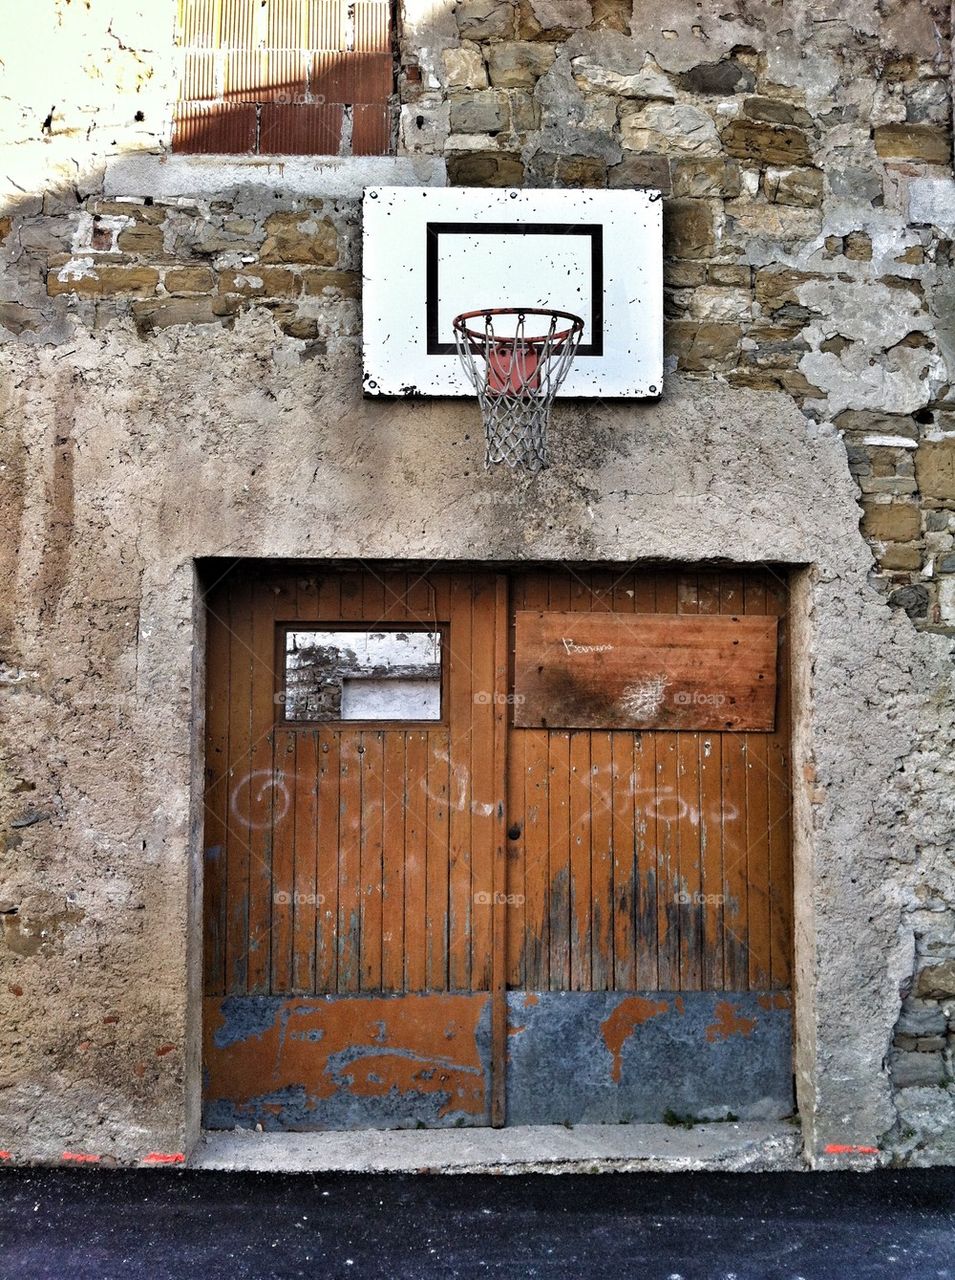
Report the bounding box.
[631,573,659,989]
[547,569,572,990]
[337,732,362,992]
[403,731,429,991]
[315,730,339,992]
[246,575,278,994]
[426,724,451,992]
[696,572,726,991]
[447,573,473,991]
[653,572,680,989]
[490,573,509,1127]
[359,729,385,990]
[203,581,231,996]
[289,573,319,994]
[270,728,297,992]
[768,574,794,988]
[224,575,253,993]
[380,728,407,991]
[676,572,703,991]
[744,576,772,989]
[469,573,497,992]
[511,571,550,991]
[719,571,750,989]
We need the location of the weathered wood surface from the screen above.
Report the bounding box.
[512,611,778,732]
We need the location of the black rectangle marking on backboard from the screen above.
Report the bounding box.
[425,222,604,356]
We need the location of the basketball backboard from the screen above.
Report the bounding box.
[361,187,663,399]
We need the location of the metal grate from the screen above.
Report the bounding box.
[173,0,394,155]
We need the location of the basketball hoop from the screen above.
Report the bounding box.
[452,308,584,472]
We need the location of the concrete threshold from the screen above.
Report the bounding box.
[192,1121,804,1174]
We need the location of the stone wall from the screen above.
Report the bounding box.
[1,0,954,1167]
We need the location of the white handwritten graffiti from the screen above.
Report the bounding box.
[561,637,614,654]
[230,769,292,829]
[618,675,669,720]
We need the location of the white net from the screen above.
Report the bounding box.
[453,308,584,472]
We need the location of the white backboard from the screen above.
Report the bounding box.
[361,187,663,398]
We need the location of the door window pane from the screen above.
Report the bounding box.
[283,628,442,722]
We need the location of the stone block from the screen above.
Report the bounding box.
[670,158,741,199]
[680,60,755,96]
[116,224,165,255]
[589,0,630,32]
[608,153,671,193]
[487,42,556,87]
[897,1002,947,1036]
[571,54,675,101]
[741,97,813,129]
[300,269,361,297]
[722,120,812,166]
[916,962,955,998]
[260,213,338,266]
[621,103,720,156]
[861,502,922,541]
[664,199,720,259]
[450,90,506,134]
[455,0,514,41]
[447,151,525,186]
[217,268,300,297]
[915,440,955,500]
[666,321,741,371]
[555,155,608,187]
[754,268,818,310]
[844,231,873,261]
[763,167,823,208]
[875,124,951,165]
[726,201,822,242]
[47,265,159,297]
[164,266,215,295]
[890,1051,946,1088]
[443,44,488,90]
[879,544,922,571]
[888,584,929,618]
[131,297,227,332]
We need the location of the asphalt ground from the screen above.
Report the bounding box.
[2,1167,954,1279]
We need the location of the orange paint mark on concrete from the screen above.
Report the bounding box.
[143,1152,186,1164]
[601,996,669,1083]
[508,1023,526,1036]
[705,1000,757,1043]
[674,995,685,1014]
[824,1143,878,1155]
[523,994,539,1007]
[757,993,791,1011]
[156,1044,176,1057]
[62,1152,100,1163]
[0,1151,11,1160]
[203,994,490,1120]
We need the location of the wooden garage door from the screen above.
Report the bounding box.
[201,563,793,1131]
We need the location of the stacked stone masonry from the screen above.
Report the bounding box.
[1,0,954,1168]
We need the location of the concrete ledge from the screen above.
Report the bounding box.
[191,1122,805,1174]
[104,153,448,200]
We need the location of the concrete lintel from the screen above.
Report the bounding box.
[104,153,448,201]
[191,1122,805,1175]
